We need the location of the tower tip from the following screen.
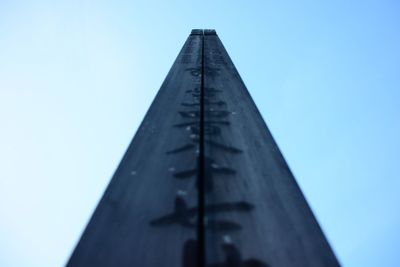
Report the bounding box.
[190,29,217,35]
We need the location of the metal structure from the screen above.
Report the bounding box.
[67,29,339,267]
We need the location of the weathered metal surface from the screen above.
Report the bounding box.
[67,30,202,267]
[67,30,339,267]
[202,32,339,267]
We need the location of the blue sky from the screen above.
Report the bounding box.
[0,0,399,266]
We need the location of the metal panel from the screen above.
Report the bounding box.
[202,32,340,267]
[67,32,202,267]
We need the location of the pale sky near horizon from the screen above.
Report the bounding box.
[1,1,399,266]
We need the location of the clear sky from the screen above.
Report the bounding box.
[0,0,399,266]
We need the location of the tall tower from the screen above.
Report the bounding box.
[67,29,339,267]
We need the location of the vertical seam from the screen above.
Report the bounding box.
[197,30,206,267]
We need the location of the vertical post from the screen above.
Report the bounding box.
[67,29,340,267]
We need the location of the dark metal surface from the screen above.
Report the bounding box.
[202,32,340,267]
[67,30,340,267]
[67,32,202,267]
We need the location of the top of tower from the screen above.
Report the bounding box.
[190,29,217,35]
